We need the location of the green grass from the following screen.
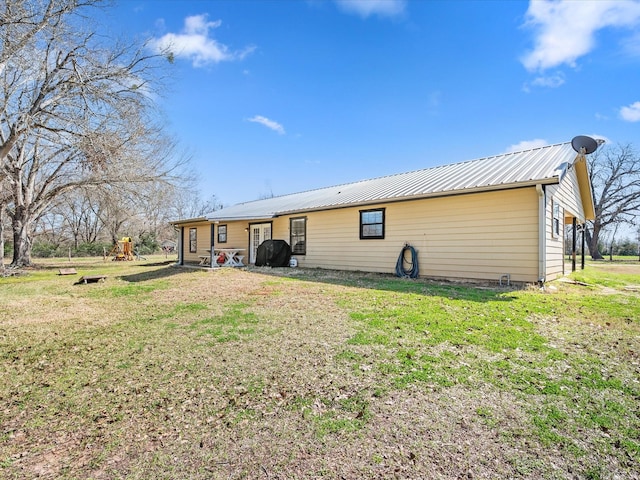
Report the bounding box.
[571,270,640,288]
[569,260,640,288]
[190,303,260,343]
[1,258,639,478]
[330,267,640,475]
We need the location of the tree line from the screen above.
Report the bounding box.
[586,143,640,260]
[0,0,221,267]
[1,1,638,268]
[2,187,223,259]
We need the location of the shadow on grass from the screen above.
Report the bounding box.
[250,267,518,303]
[30,259,175,271]
[118,264,206,283]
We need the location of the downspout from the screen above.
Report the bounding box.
[581,225,586,270]
[571,217,577,272]
[536,184,546,284]
[210,223,215,268]
[177,226,184,265]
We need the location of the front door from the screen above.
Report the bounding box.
[249,223,272,264]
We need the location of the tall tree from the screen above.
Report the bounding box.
[169,188,224,222]
[50,188,103,247]
[587,143,640,260]
[0,183,8,268]
[0,1,105,67]
[1,0,187,266]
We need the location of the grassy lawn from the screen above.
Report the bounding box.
[1,257,639,479]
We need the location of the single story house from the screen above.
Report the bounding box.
[171,139,595,284]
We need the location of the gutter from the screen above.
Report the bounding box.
[206,215,276,222]
[169,216,207,226]
[536,184,546,284]
[175,225,184,266]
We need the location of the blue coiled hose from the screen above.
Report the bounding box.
[395,244,419,278]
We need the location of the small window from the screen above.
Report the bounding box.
[189,227,197,253]
[218,224,227,243]
[552,201,562,238]
[360,208,385,239]
[290,217,306,255]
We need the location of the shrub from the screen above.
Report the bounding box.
[31,242,64,258]
[136,232,160,255]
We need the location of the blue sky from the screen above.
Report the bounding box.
[102,0,640,207]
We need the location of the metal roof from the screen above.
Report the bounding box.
[205,141,578,221]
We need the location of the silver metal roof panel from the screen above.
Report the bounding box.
[205,141,577,221]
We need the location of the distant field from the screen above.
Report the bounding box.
[1,256,638,479]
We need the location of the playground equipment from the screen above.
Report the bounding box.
[107,237,134,261]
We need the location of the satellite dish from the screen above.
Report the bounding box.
[571,135,599,155]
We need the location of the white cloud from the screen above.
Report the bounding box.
[521,0,640,72]
[531,72,565,88]
[522,71,565,92]
[620,101,640,121]
[248,115,286,135]
[334,0,406,18]
[505,139,548,153]
[588,134,611,144]
[149,14,255,67]
[622,30,640,55]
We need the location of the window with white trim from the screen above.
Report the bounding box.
[552,201,562,238]
[189,228,197,253]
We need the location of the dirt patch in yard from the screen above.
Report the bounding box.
[1,263,638,479]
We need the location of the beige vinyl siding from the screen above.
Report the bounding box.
[216,223,249,250]
[399,189,539,282]
[179,222,250,265]
[545,169,585,280]
[270,220,288,242]
[544,189,564,280]
[291,188,540,283]
[180,222,212,264]
[550,168,586,220]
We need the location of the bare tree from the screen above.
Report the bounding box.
[1,0,100,82]
[133,181,181,242]
[1,0,188,266]
[51,188,103,247]
[586,143,640,260]
[34,209,66,247]
[0,185,8,268]
[170,188,223,221]
[97,189,132,245]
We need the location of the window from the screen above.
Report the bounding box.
[552,201,562,238]
[360,208,385,239]
[189,228,197,253]
[290,217,306,255]
[217,224,227,243]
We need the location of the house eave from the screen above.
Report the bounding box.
[572,155,596,221]
[206,214,277,222]
[169,216,208,226]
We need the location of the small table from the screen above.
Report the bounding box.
[214,248,245,267]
